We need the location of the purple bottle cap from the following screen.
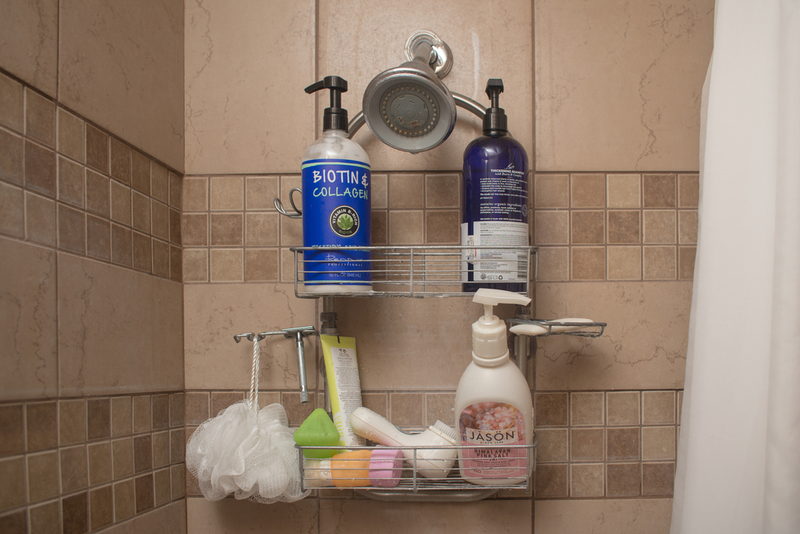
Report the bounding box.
[368,448,404,488]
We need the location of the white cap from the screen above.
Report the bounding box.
[471,289,531,364]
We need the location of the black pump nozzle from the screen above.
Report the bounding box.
[483,78,508,135]
[305,76,349,133]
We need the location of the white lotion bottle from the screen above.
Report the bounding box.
[454,289,534,485]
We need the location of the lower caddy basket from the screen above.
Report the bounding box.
[297,441,537,502]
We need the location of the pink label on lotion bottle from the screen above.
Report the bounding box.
[459,401,526,479]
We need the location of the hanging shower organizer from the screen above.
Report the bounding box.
[281,245,539,500]
[269,29,608,502]
[280,245,606,501]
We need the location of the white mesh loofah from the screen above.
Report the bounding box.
[185,336,310,504]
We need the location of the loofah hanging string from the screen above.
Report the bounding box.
[249,335,260,411]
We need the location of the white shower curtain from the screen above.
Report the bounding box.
[670,1,800,533]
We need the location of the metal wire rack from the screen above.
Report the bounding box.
[297,441,536,500]
[290,245,538,298]
[508,318,607,338]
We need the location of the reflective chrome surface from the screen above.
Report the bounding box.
[404,30,453,79]
[362,30,458,153]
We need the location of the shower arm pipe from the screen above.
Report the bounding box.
[411,40,434,65]
[347,93,487,139]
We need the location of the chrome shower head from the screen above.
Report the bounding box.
[362,31,458,153]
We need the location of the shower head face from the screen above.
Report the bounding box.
[363,61,457,153]
[381,82,438,137]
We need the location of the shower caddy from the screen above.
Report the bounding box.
[276,245,605,501]
[268,30,606,501]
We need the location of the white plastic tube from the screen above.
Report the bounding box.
[349,407,458,479]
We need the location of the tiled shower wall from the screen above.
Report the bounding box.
[534,390,682,499]
[0,70,186,533]
[2,0,713,533]
[1,0,186,532]
[534,173,698,283]
[182,0,712,533]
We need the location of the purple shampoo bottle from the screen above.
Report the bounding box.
[461,79,530,294]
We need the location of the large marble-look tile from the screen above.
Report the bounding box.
[58,254,184,396]
[535,282,690,390]
[183,284,317,390]
[184,0,315,175]
[320,499,531,533]
[0,0,59,96]
[535,499,672,534]
[58,0,184,171]
[0,238,57,400]
[535,0,714,171]
[102,500,186,534]
[187,497,317,533]
[335,297,518,390]
[319,0,533,171]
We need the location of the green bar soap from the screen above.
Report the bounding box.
[293,408,341,458]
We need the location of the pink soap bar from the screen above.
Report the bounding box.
[368,448,404,488]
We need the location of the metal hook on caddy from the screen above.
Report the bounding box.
[274,188,303,219]
[233,332,262,343]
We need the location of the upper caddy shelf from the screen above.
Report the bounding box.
[289,245,539,299]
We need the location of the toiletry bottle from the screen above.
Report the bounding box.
[302,76,371,293]
[461,79,529,293]
[455,288,534,485]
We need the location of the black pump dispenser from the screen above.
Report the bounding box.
[462,77,528,293]
[305,76,349,133]
[482,79,508,136]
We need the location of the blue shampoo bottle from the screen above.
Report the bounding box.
[301,76,372,293]
[461,79,530,294]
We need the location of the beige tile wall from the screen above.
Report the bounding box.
[181,172,465,284]
[0,85,186,526]
[534,0,714,172]
[58,0,184,171]
[184,0,316,175]
[536,499,674,534]
[183,284,317,391]
[0,73,186,401]
[2,0,714,531]
[0,73,184,286]
[534,390,682,499]
[534,173,698,282]
[179,0,712,531]
[0,0,59,97]
[0,393,186,532]
[1,0,186,529]
[535,282,691,391]
[2,0,184,172]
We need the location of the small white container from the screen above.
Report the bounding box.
[454,289,534,486]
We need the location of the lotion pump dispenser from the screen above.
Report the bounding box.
[455,288,534,485]
[300,76,372,293]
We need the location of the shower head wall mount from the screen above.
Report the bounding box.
[356,30,485,154]
[404,30,453,79]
